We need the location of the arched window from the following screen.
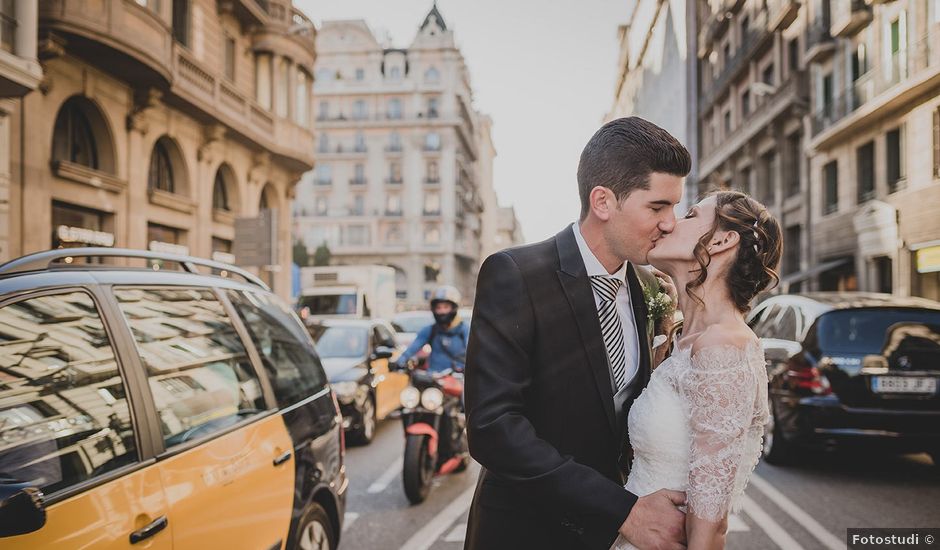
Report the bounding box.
[52,98,99,169]
[148,139,175,193]
[213,170,230,211]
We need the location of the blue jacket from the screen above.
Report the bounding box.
[397,321,470,373]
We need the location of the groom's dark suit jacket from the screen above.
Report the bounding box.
[464,225,653,550]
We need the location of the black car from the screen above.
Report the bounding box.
[748,292,940,465]
[0,248,346,550]
[306,319,408,445]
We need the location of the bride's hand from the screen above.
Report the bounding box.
[651,268,677,304]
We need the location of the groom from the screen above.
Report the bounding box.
[464,117,691,550]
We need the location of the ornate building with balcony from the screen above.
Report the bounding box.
[607,0,700,213]
[696,0,811,290]
[805,0,940,300]
[292,5,499,307]
[2,0,317,300]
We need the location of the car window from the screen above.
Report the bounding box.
[0,291,138,495]
[309,325,368,358]
[374,324,396,348]
[751,304,780,338]
[776,307,798,342]
[113,288,265,449]
[227,291,328,408]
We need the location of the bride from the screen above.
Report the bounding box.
[614,190,783,550]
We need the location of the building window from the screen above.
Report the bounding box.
[353,100,367,120]
[318,133,329,153]
[388,162,402,183]
[350,195,365,216]
[886,126,905,192]
[385,224,403,244]
[888,16,906,83]
[318,100,328,121]
[212,171,229,211]
[852,42,869,82]
[824,160,838,214]
[427,97,439,118]
[389,66,402,80]
[386,193,402,216]
[355,68,365,81]
[821,72,834,120]
[857,141,875,203]
[425,132,441,151]
[786,133,801,197]
[53,98,99,170]
[424,225,441,245]
[723,109,732,136]
[741,90,751,118]
[784,225,802,275]
[352,163,366,185]
[425,67,440,82]
[762,63,775,86]
[757,151,776,204]
[172,0,190,46]
[874,256,893,293]
[387,98,402,119]
[788,38,799,72]
[224,35,236,81]
[315,164,332,186]
[426,160,439,183]
[354,132,366,152]
[423,191,440,215]
[255,54,272,110]
[315,196,328,215]
[738,166,752,195]
[387,132,402,152]
[294,68,310,127]
[344,224,369,245]
[148,139,175,194]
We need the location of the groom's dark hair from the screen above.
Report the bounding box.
[577,117,691,220]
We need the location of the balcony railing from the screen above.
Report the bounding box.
[700,11,771,113]
[385,177,403,184]
[805,19,836,64]
[314,179,332,186]
[349,178,367,186]
[811,31,938,136]
[830,0,871,38]
[424,177,440,184]
[767,0,800,32]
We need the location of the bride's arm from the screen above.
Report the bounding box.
[683,334,762,550]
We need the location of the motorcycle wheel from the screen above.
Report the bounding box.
[403,434,435,504]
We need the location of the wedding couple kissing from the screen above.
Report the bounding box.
[463,117,783,550]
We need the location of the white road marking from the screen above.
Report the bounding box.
[741,494,805,550]
[367,457,404,494]
[728,513,750,532]
[749,474,843,550]
[443,523,467,542]
[399,485,475,550]
[342,512,360,532]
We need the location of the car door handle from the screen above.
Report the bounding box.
[273,450,292,467]
[130,515,168,544]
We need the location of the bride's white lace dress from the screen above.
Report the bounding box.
[612,340,770,550]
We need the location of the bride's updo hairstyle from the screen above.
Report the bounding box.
[687,190,783,313]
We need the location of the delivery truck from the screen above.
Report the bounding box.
[297,265,396,320]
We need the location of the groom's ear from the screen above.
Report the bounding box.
[589,186,614,221]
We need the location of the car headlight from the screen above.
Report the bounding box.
[421,387,444,410]
[400,386,421,409]
[332,381,359,399]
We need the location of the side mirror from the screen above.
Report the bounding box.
[371,346,394,360]
[0,479,46,537]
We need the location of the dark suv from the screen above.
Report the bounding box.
[748,292,940,465]
[0,248,346,549]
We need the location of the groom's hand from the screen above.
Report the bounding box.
[619,489,687,550]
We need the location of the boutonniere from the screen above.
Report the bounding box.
[642,279,675,349]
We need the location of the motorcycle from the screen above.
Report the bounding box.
[396,361,469,504]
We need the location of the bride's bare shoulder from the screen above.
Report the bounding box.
[690,322,758,358]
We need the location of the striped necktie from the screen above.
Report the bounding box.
[590,275,627,391]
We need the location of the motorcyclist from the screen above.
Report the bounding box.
[394,285,470,374]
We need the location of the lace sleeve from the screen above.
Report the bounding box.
[682,343,762,522]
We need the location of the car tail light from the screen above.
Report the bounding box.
[786,365,832,395]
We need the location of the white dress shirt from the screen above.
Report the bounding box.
[572,222,640,387]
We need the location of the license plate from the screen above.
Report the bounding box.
[871,376,938,394]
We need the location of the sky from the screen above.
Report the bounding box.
[296,0,630,243]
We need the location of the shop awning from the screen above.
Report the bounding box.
[778,257,852,288]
